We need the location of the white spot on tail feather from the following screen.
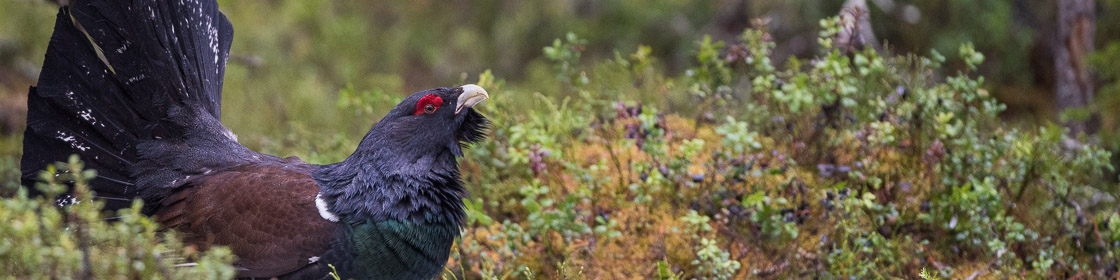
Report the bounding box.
[126,74,146,84]
[308,256,320,264]
[315,193,339,222]
[78,109,103,127]
[56,131,89,151]
[57,194,79,207]
[78,109,92,121]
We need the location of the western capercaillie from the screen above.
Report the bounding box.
[19,1,489,279]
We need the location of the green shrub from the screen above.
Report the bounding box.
[0,155,235,279]
[445,14,1114,278]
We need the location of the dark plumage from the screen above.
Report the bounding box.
[19,1,489,279]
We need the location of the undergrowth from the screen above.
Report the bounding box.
[438,16,1117,279]
[0,155,235,279]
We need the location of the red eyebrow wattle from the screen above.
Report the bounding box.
[414,94,443,115]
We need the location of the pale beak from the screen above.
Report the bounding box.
[455,84,489,114]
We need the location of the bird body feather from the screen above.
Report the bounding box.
[20,0,489,279]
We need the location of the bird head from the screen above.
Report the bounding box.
[349,84,490,173]
[316,84,489,224]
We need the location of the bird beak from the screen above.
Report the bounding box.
[455,84,489,114]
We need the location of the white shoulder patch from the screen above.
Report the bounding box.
[222,128,239,142]
[315,193,340,222]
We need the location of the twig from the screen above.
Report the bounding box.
[753,260,790,277]
[838,0,882,52]
[602,136,628,189]
[963,249,1003,280]
[78,217,92,280]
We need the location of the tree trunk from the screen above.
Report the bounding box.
[1054,0,1094,135]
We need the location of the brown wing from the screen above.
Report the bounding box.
[156,161,336,277]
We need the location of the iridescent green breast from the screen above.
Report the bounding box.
[344,219,459,280]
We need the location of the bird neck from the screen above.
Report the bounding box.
[312,147,467,226]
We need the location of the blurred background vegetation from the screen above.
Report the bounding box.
[2,0,1120,278]
[1,0,1118,157]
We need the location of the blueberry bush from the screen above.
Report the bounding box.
[438,17,1116,279]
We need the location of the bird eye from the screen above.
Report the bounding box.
[413,94,443,115]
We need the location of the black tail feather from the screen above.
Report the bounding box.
[21,0,239,210]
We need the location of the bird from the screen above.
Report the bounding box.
[18,0,489,279]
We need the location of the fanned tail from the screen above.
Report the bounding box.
[20,0,252,210]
